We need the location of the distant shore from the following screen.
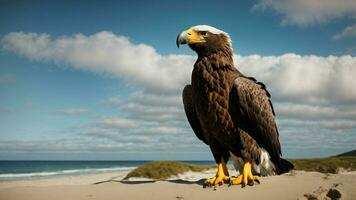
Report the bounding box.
[1,169,355,200]
[0,160,214,181]
[0,170,129,189]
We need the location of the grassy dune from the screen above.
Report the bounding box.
[290,149,356,173]
[124,150,356,179]
[124,161,212,180]
[335,149,356,157]
[290,156,356,173]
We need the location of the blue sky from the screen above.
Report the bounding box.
[0,0,355,160]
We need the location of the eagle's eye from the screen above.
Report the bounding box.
[200,31,208,37]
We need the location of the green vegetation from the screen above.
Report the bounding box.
[123,150,356,180]
[290,156,356,173]
[335,149,356,157]
[124,161,213,180]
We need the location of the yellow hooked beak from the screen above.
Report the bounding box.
[176,29,206,48]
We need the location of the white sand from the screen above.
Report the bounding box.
[0,170,355,200]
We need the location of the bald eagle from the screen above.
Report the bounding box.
[177,25,293,187]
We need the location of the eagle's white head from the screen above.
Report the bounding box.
[176,25,232,57]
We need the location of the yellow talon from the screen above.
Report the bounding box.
[230,174,243,185]
[205,158,230,186]
[230,162,260,187]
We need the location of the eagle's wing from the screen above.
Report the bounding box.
[183,85,208,144]
[232,77,281,161]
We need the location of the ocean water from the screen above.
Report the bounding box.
[0,160,214,181]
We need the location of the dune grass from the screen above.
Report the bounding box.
[290,156,356,173]
[124,161,213,180]
[123,153,356,180]
[335,149,356,157]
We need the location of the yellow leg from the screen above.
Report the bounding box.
[230,162,260,187]
[205,159,230,186]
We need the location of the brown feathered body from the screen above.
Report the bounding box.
[183,32,293,175]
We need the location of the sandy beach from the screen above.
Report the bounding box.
[0,169,355,200]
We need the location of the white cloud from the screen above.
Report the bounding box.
[3,32,356,104]
[100,117,137,129]
[80,127,201,152]
[81,129,155,143]
[123,95,183,123]
[319,120,356,129]
[236,54,356,104]
[2,31,356,158]
[275,103,356,119]
[252,0,356,26]
[128,91,181,108]
[333,23,356,40]
[57,108,87,115]
[1,31,195,93]
[277,118,356,130]
[148,126,180,134]
[100,96,123,106]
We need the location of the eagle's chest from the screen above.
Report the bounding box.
[191,65,235,137]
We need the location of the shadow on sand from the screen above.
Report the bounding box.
[167,179,206,185]
[93,178,206,186]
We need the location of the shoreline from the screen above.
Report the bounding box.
[0,170,130,189]
[0,160,215,182]
[0,169,134,182]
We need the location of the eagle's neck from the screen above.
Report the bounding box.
[192,50,239,93]
[195,50,236,73]
[197,47,233,66]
